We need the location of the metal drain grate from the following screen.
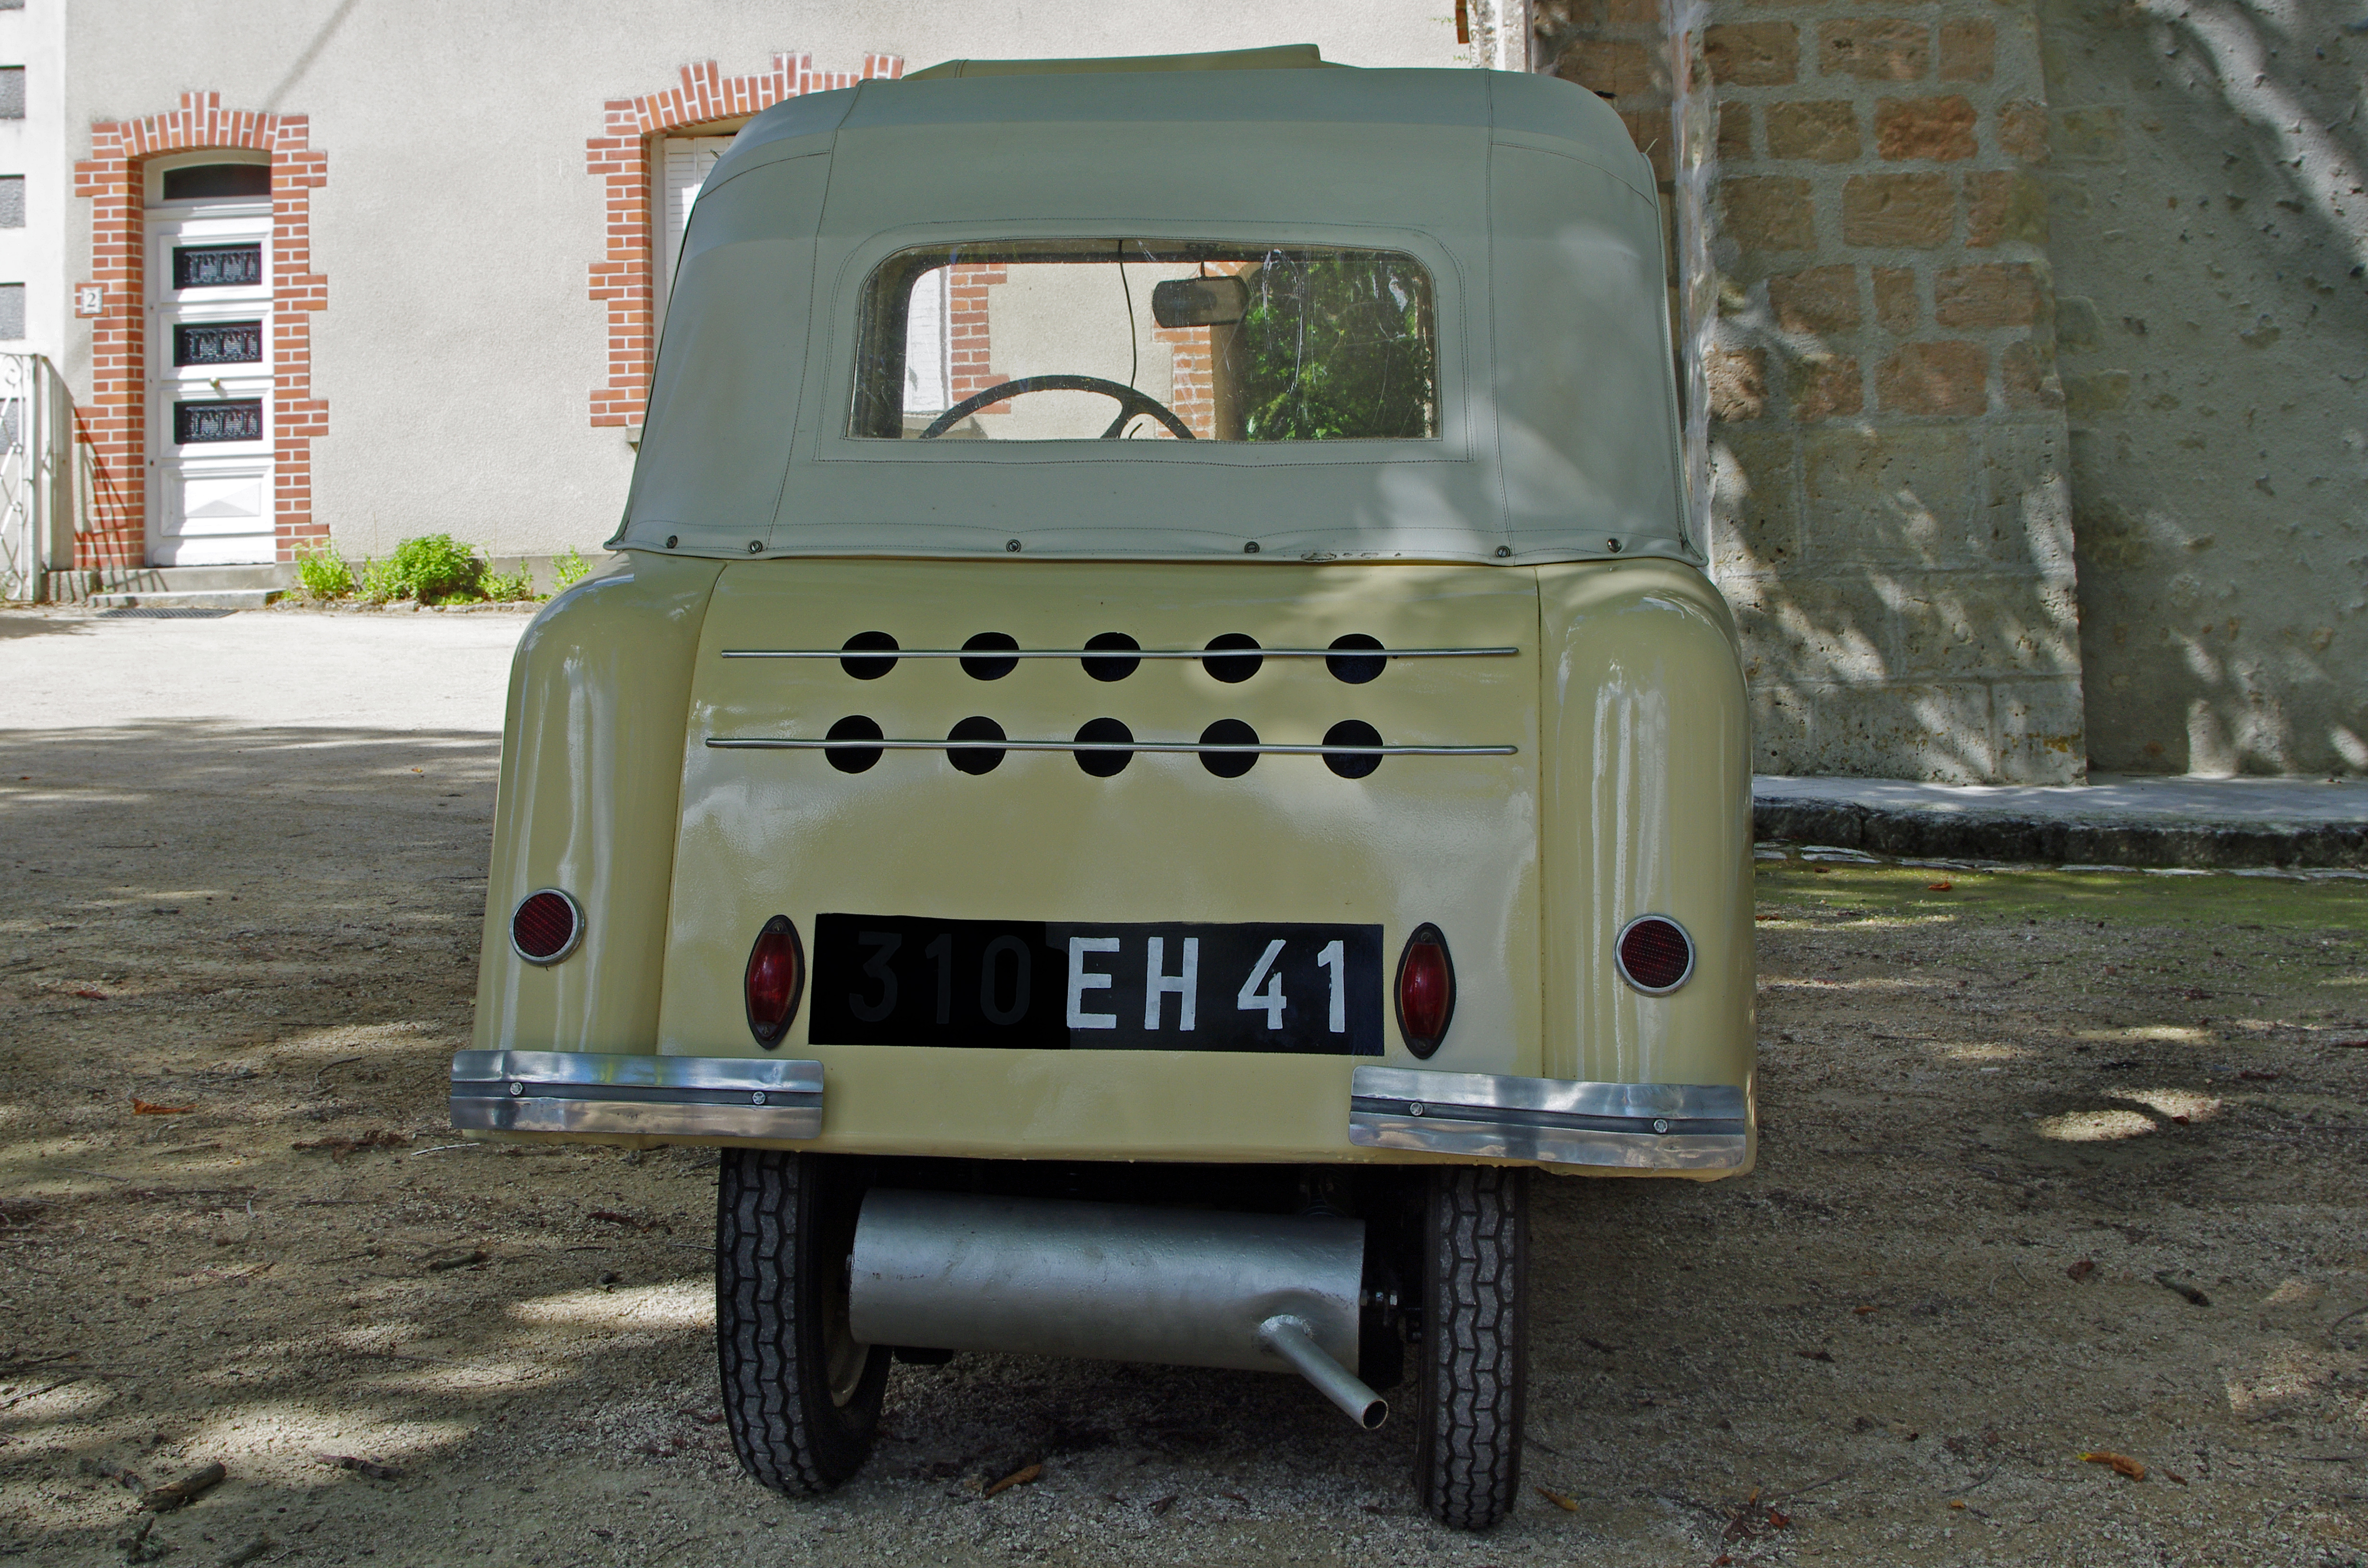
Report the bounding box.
[98,607,238,620]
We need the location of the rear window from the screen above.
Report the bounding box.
[849,240,1437,442]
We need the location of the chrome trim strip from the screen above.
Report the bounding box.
[1347,1066,1748,1171]
[707,737,1516,757]
[450,1050,822,1140]
[721,646,1520,661]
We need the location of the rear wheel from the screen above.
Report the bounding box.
[716,1150,890,1493]
[1414,1165,1528,1530]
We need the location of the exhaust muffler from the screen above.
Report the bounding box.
[848,1189,1386,1428]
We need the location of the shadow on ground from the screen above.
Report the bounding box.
[0,726,2363,1565]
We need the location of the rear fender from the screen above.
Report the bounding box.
[1536,562,1755,1149]
[471,551,724,1053]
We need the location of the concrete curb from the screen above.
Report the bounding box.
[1753,796,2368,870]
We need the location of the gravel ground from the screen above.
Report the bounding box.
[2,609,2365,1566]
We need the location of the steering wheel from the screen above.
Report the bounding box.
[918,375,1196,441]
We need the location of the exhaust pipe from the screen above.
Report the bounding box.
[848,1189,1387,1428]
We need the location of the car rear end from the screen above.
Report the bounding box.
[453,53,1754,1530]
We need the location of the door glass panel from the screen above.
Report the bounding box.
[173,321,264,366]
[173,244,263,289]
[174,399,263,444]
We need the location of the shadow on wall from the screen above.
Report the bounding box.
[1709,419,2083,784]
[1539,0,2089,784]
[2040,0,2368,776]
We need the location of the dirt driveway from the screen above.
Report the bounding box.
[2,609,2365,1567]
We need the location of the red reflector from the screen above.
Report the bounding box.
[1394,923,1456,1058]
[1616,916,1694,994]
[745,916,805,1049]
[510,890,581,964]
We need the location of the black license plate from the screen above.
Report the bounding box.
[809,914,1384,1055]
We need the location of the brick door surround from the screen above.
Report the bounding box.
[588,52,903,429]
[73,92,329,571]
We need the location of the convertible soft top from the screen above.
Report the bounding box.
[617,50,1691,567]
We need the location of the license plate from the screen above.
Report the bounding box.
[809,914,1385,1055]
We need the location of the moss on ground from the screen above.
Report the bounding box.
[1757,859,2368,932]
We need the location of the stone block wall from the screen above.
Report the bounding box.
[1543,0,2088,783]
[2035,0,2368,776]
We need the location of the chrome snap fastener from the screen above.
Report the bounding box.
[507,1082,525,1097]
[1407,1101,1426,1117]
[751,1090,767,1107]
[1652,1117,1670,1134]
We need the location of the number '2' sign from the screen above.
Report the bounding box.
[808,915,1385,1054]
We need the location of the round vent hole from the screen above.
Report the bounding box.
[1074,717,1134,777]
[961,632,1019,681]
[1198,718,1259,778]
[1326,634,1387,685]
[839,631,899,680]
[1082,632,1141,683]
[825,715,885,774]
[1202,634,1262,685]
[948,716,1007,775]
[1323,719,1384,780]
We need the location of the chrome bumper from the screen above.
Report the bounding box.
[450,1050,823,1140]
[1348,1066,1748,1171]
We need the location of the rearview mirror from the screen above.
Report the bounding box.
[1151,276,1247,329]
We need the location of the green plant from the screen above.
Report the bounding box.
[358,556,401,604]
[294,537,354,600]
[552,546,592,592]
[482,563,536,602]
[1235,252,1436,441]
[384,533,486,604]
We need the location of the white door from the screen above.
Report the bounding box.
[659,137,732,313]
[147,212,274,566]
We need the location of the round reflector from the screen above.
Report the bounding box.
[1394,923,1456,1058]
[745,916,805,1049]
[1616,915,1695,995]
[510,889,582,965]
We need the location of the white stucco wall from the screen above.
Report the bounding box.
[61,1,1466,560]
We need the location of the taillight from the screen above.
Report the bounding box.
[510,889,582,965]
[1394,923,1455,1058]
[1616,915,1694,994]
[745,916,805,1049]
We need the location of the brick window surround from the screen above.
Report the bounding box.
[72,92,329,570]
[589,52,903,429]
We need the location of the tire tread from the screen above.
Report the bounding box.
[1416,1166,1527,1530]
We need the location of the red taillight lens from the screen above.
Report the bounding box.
[745,916,805,1048]
[510,890,581,965]
[1616,915,1695,994]
[1394,923,1456,1058]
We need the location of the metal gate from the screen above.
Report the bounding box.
[0,353,71,602]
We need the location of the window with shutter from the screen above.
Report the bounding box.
[659,137,733,306]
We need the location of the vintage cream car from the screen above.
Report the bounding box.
[455,46,1753,1531]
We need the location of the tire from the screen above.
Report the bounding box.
[716,1150,891,1493]
[1414,1164,1528,1531]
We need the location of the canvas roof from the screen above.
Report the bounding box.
[617,54,1694,566]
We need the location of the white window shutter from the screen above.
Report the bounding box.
[660,137,733,297]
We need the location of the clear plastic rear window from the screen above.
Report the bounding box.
[849,240,1437,442]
